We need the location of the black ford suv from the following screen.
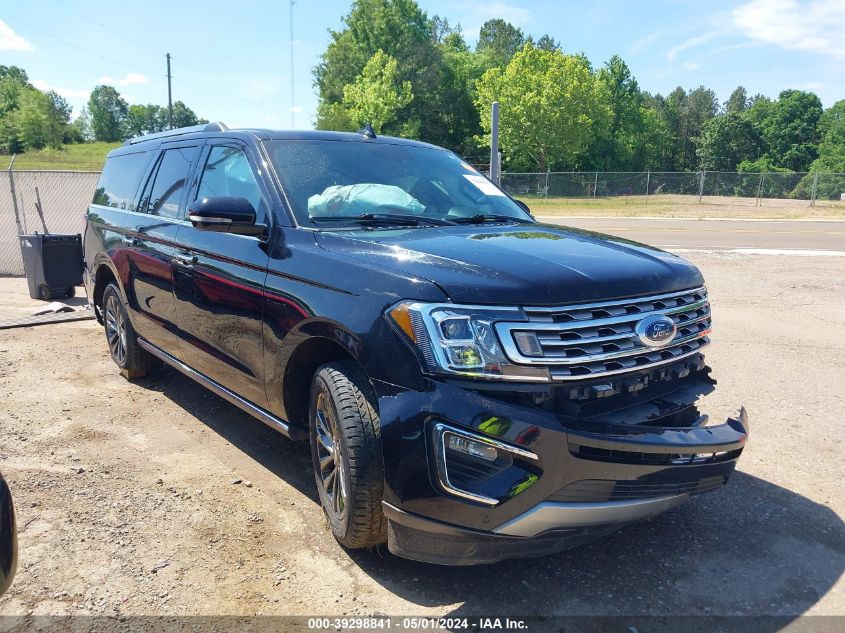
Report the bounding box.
[84,122,748,565]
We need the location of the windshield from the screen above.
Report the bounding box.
[263,139,532,228]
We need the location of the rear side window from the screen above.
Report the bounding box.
[92,152,149,210]
[140,146,201,219]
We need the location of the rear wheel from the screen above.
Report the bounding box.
[308,362,387,549]
[65,286,76,298]
[37,285,51,301]
[101,284,160,379]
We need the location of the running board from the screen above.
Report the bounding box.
[137,338,304,441]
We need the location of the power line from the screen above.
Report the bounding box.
[0,8,157,77]
[53,0,215,79]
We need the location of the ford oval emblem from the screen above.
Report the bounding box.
[635,314,677,348]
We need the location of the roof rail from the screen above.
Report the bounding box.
[124,121,228,146]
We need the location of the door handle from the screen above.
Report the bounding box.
[174,251,197,266]
[121,235,138,246]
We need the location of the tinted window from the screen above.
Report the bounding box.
[143,146,201,219]
[92,151,149,210]
[196,146,263,217]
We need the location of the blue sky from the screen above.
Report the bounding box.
[1,0,843,129]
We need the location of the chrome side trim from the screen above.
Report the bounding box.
[493,494,690,537]
[432,422,539,507]
[137,338,298,440]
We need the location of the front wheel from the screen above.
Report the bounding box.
[308,362,387,549]
[101,284,160,379]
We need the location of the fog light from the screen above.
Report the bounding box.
[445,343,484,368]
[447,434,498,462]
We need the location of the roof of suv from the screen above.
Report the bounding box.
[109,122,443,158]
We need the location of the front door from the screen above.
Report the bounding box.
[172,141,272,407]
[122,142,202,355]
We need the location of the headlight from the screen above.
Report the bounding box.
[387,301,550,381]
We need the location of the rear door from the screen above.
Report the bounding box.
[121,141,203,356]
[172,139,273,407]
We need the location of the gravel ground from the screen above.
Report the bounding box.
[0,252,843,619]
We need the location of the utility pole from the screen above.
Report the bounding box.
[489,101,500,185]
[166,53,173,129]
[290,0,296,129]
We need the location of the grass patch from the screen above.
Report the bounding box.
[5,142,122,171]
[517,195,845,220]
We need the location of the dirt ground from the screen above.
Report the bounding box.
[522,195,845,220]
[0,252,843,619]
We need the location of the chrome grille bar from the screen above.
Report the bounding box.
[495,287,711,380]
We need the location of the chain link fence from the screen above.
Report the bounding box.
[498,170,845,208]
[1,170,99,276]
[1,168,844,276]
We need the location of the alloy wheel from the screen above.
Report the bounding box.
[104,294,127,366]
[314,391,347,519]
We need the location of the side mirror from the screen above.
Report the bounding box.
[0,474,17,598]
[187,197,266,236]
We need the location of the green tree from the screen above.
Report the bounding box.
[314,0,467,149]
[13,88,51,150]
[476,19,526,68]
[587,55,644,170]
[68,106,93,143]
[342,50,414,133]
[795,100,845,199]
[0,66,31,153]
[171,101,206,128]
[88,85,128,141]
[758,89,822,171]
[125,104,164,137]
[724,86,748,114]
[533,34,560,51]
[10,87,68,150]
[475,43,606,171]
[695,113,764,170]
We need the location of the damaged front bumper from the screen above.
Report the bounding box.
[375,364,748,565]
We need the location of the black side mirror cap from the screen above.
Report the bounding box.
[187,197,266,236]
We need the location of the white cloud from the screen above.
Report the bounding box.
[733,0,845,59]
[290,105,303,113]
[0,19,33,51]
[631,32,661,54]
[96,73,149,86]
[31,79,88,99]
[667,32,719,60]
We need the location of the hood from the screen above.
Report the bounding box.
[314,223,704,305]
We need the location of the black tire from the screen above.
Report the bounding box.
[101,284,160,379]
[308,362,387,549]
[66,286,76,298]
[37,284,51,301]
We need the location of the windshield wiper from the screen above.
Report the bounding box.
[310,213,457,227]
[451,214,534,225]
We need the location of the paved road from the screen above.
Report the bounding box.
[537,217,845,253]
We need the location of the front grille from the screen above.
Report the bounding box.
[548,476,727,503]
[495,287,711,381]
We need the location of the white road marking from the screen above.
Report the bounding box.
[666,248,845,257]
[536,215,845,223]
